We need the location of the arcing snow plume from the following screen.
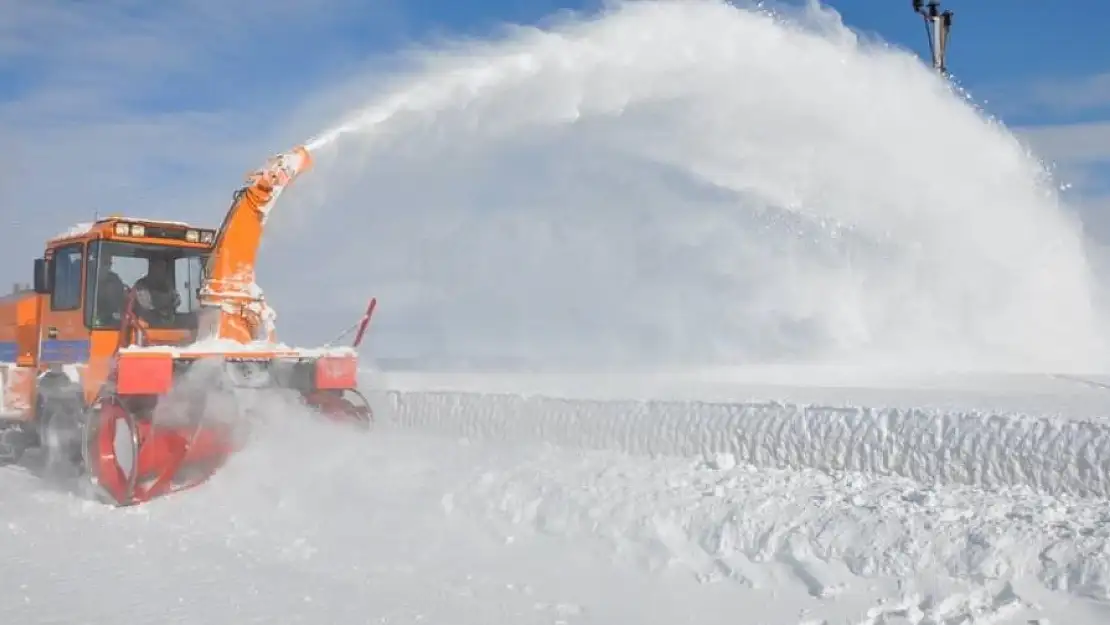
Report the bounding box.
[276,0,1106,372]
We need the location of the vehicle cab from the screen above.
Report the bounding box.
[32,216,218,362]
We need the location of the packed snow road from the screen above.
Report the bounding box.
[1,370,1110,624]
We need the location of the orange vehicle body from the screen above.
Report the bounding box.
[0,218,218,417]
[0,145,375,506]
[0,291,38,416]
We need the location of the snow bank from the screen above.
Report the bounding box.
[383,391,1110,498]
[447,444,1110,608]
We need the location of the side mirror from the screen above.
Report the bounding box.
[33,258,51,295]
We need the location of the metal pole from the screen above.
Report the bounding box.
[912,0,953,76]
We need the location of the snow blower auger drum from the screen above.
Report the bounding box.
[82,349,372,507]
[82,353,241,507]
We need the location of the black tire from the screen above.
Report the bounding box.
[36,379,87,471]
[0,423,29,466]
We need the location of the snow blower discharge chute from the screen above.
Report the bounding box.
[0,145,378,506]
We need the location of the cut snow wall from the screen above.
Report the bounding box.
[379,390,1110,499]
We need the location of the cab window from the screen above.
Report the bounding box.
[86,240,207,330]
[50,244,83,311]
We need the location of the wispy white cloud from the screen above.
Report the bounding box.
[1019,72,1110,117]
[978,70,1110,120]
[1015,120,1110,166]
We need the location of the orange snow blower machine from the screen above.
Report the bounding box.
[0,145,378,506]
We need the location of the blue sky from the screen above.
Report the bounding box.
[829,0,1110,203]
[1,0,1108,293]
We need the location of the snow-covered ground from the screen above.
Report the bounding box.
[2,368,1110,624]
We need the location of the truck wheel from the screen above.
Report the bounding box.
[0,423,29,466]
[37,384,87,473]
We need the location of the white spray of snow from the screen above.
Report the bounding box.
[271,0,1106,372]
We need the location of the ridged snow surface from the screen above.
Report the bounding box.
[383,390,1110,498]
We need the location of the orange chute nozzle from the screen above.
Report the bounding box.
[250,145,314,189]
[288,145,313,178]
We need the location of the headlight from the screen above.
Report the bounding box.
[200,230,215,244]
[186,230,199,242]
[115,223,129,235]
[130,224,145,237]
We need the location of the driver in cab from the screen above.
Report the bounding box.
[132,259,180,322]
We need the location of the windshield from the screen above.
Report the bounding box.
[87,240,208,330]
